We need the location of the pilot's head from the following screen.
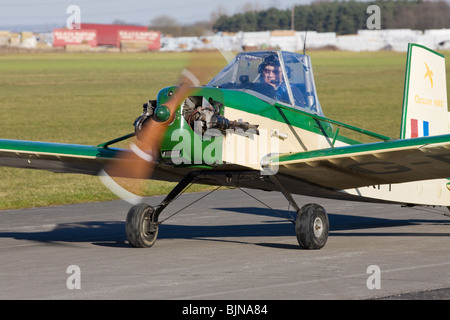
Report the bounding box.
[258,55,283,89]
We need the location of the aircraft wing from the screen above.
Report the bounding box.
[2,134,450,193]
[0,138,219,183]
[0,139,119,175]
[266,134,450,190]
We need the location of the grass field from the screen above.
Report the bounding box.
[0,49,449,209]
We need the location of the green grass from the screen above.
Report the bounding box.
[0,52,209,209]
[310,50,407,138]
[0,50,448,210]
[0,52,189,143]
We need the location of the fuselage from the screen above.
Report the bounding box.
[155,86,450,207]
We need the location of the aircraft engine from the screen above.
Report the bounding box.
[181,96,259,135]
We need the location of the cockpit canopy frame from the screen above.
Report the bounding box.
[207,50,323,115]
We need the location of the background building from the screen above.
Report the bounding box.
[52,23,161,51]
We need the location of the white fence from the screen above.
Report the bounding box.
[3,28,450,52]
[161,29,450,52]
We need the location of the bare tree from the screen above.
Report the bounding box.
[149,15,182,36]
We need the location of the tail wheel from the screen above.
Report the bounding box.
[126,203,159,248]
[296,203,329,250]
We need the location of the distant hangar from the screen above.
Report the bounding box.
[53,23,161,50]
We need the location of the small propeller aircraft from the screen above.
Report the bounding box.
[0,43,449,249]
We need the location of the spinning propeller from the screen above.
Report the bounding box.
[99,50,226,204]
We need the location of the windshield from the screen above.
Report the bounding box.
[207,51,323,115]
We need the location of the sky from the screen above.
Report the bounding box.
[0,0,312,31]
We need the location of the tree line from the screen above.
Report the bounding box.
[212,0,450,35]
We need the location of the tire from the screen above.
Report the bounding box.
[296,203,329,250]
[126,203,159,248]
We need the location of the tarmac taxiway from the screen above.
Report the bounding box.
[1,188,449,300]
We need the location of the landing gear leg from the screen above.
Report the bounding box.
[268,175,329,249]
[125,171,199,248]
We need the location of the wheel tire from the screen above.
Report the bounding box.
[296,203,329,250]
[126,203,159,248]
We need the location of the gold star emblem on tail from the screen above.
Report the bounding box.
[424,63,433,88]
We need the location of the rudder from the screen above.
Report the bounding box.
[400,43,448,139]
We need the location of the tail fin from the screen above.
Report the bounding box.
[400,43,448,139]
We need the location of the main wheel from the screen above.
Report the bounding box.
[126,203,159,248]
[296,203,329,249]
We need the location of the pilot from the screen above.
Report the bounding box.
[258,55,284,92]
[258,55,306,107]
